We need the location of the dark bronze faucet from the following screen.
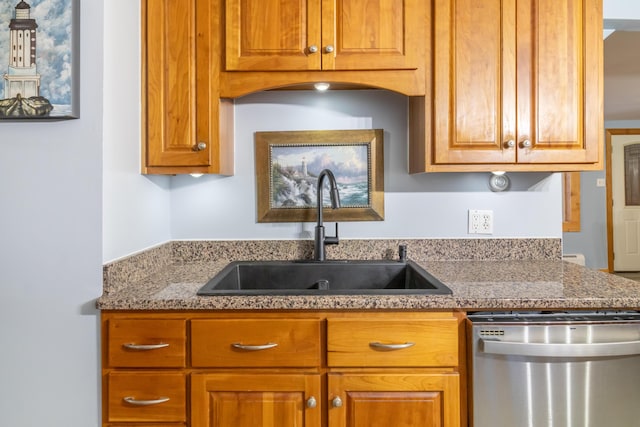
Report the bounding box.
[314,169,340,261]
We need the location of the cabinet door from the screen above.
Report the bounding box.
[432,0,602,167]
[144,0,209,168]
[328,373,460,427]
[191,373,322,427]
[225,0,322,71]
[432,0,517,164]
[515,0,602,164]
[226,0,422,72]
[144,0,234,175]
[323,0,424,71]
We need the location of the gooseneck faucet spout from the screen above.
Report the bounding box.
[314,169,341,261]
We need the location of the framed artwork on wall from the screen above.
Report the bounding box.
[0,0,79,120]
[255,129,385,223]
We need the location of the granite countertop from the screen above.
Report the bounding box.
[97,240,640,311]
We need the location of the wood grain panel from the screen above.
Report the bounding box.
[107,318,186,368]
[191,319,321,367]
[147,0,196,164]
[516,0,602,164]
[328,373,460,427]
[191,373,322,427]
[330,0,423,70]
[144,0,212,169]
[433,0,517,164]
[327,318,458,367]
[226,0,321,70]
[107,372,186,423]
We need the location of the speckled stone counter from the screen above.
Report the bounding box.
[97,239,640,311]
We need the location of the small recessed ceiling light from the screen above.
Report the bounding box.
[489,172,510,192]
[314,82,330,91]
[190,173,204,178]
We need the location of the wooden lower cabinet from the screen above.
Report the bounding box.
[191,373,322,427]
[102,311,465,427]
[106,372,186,424]
[190,372,459,427]
[328,373,459,427]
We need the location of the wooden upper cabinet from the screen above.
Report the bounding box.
[225,0,422,71]
[516,0,602,165]
[412,0,603,172]
[142,0,233,175]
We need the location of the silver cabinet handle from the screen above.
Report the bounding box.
[194,141,207,151]
[231,342,278,351]
[481,338,640,358]
[123,343,169,351]
[369,341,415,350]
[325,45,334,53]
[308,45,318,53]
[332,396,343,408]
[306,396,317,408]
[123,396,170,406]
[505,139,515,148]
[520,139,531,148]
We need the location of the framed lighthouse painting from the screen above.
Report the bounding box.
[0,0,79,120]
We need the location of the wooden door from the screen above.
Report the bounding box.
[191,373,322,427]
[432,0,517,164]
[328,373,460,427]
[325,0,424,71]
[225,0,322,71]
[515,0,602,164]
[611,134,640,271]
[144,0,211,168]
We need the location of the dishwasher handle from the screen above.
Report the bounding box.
[480,338,640,358]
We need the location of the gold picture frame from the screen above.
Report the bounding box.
[255,129,384,223]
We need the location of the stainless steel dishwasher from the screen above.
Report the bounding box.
[469,311,640,427]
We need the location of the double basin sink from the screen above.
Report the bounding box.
[197,260,452,296]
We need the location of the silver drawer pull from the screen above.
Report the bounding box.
[123,343,169,351]
[232,342,278,351]
[123,396,170,406]
[369,341,415,350]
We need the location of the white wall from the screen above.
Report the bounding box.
[0,2,103,426]
[171,91,562,240]
[102,0,171,263]
[604,1,640,20]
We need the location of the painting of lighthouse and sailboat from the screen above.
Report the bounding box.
[255,129,385,223]
[0,0,78,119]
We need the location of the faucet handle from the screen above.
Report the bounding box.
[325,223,339,245]
[399,245,407,262]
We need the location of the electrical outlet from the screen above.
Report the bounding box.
[469,209,494,234]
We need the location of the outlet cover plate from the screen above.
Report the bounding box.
[469,209,494,234]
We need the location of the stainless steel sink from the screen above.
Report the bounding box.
[197,260,452,296]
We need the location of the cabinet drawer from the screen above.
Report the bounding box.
[107,372,186,423]
[191,319,321,367]
[327,318,459,367]
[107,319,186,368]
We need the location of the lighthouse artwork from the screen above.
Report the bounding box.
[0,0,76,119]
